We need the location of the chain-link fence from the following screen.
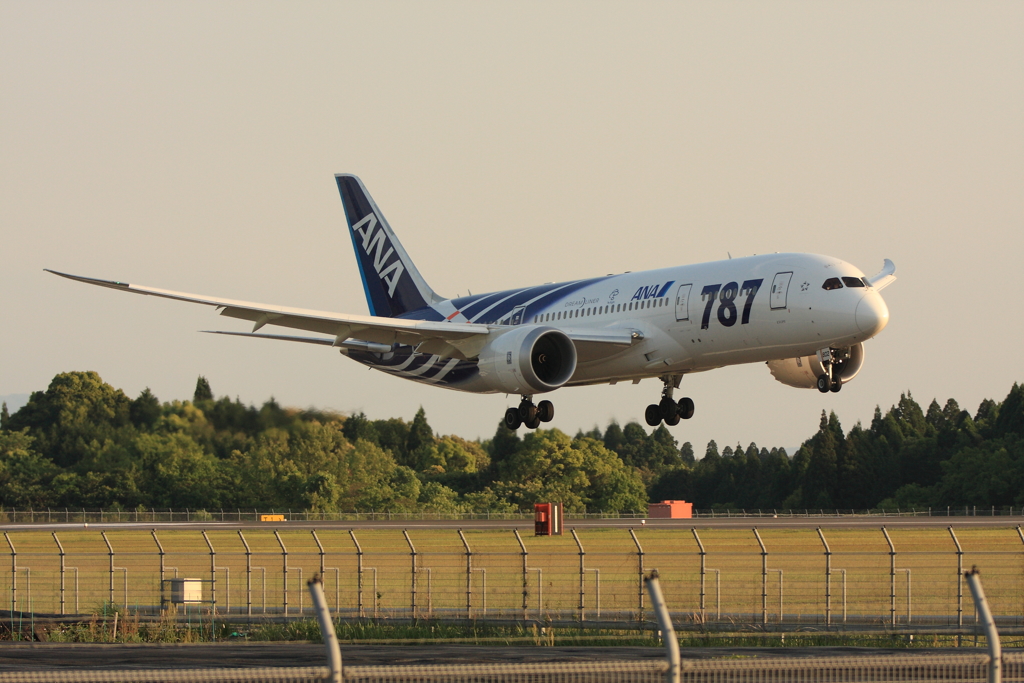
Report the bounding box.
[1,508,1023,524]
[2,526,1023,630]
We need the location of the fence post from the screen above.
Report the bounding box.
[629,528,645,621]
[403,529,418,618]
[274,530,289,616]
[965,567,1002,683]
[238,531,252,617]
[349,530,364,618]
[691,528,706,620]
[52,532,65,615]
[949,527,963,628]
[644,570,680,683]
[458,529,472,619]
[308,576,342,683]
[513,529,528,620]
[571,528,586,621]
[101,531,115,607]
[882,526,896,625]
[753,528,767,625]
[816,527,831,627]
[4,532,16,614]
[202,531,217,613]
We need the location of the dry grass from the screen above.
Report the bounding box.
[1,526,1021,627]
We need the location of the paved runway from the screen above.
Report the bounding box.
[2,516,1022,532]
[0,643,1007,670]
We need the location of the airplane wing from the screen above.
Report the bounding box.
[46,270,489,351]
[867,259,897,290]
[47,270,640,360]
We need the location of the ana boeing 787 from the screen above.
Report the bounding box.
[48,174,894,430]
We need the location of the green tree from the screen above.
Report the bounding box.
[193,376,213,402]
[130,388,161,429]
[7,371,132,468]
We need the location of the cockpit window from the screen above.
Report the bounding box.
[862,277,871,288]
[822,277,843,290]
[842,276,865,288]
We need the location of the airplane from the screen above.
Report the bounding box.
[48,174,894,430]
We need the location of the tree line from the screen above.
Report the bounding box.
[1,371,1022,512]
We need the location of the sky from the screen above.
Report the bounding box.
[2,1,1022,452]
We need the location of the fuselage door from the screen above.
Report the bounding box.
[770,272,793,310]
[510,305,527,325]
[675,283,692,321]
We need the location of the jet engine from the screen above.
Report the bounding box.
[767,343,865,389]
[477,326,577,394]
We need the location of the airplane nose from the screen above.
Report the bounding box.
[856,292,889,336]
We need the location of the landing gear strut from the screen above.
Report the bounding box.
[816,348,846,394]
[504,396,555,430]
[645,375,695,427]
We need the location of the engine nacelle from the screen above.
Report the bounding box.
[767,343,865,389]
[477,326,577,395]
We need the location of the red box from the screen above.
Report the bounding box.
[534,502,563,535]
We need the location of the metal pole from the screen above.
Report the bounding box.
[644,570,680,683]
[965,567,1002,683]
[571,528,586,621]
[629,528,645,620]
[949,527,963,627]
[882,526,896,625]
[753,528,767,625]
[349,530,364,618]
[513,529,528,620]
[101,531,115,607]
[308,576,342,683]
[52,532,65,615]
[403,529,417,618]
[817,527,831,627]
[312,530,326,581]
[691,528,706,620]
[274,530,289,616]
[4,532,16,614]
[238,530,252,617]
[458,529,472,619]
[202,531,216,613]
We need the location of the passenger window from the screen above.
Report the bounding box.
[822,278,843,291]
[842,277,865,288]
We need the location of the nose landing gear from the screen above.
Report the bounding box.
[645,375,695,427]
[504,396,555,430]
[816,348,847,393]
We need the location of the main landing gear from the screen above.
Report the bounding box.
[645,375,695,427]
[504,396,555,430]
[816,348,845,394]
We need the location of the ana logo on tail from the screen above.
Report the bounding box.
[352,213,406,298]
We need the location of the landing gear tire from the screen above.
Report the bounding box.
[645,404,662,427]
[524,416,541,430]
[504,407,522,430]
[537,400,554,423]
[829,375,843,393]
[677,397,695,420]
[519,402,537,422]
[817,374,832,393]
[659,398,680,426]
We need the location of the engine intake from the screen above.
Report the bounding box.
[477,327,577,394]
[767,343,865,389]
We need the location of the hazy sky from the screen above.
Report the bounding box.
[2,1,1022,451]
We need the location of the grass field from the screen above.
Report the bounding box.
[2,526,1022,630]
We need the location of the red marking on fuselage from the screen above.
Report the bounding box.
[446,310,461,321]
